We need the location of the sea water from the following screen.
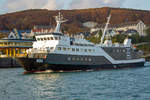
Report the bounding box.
[0,62,150,100]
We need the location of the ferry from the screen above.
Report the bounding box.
[18,13,145,72]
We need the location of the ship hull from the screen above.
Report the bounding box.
[18,57,145,72]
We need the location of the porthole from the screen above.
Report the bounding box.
[76,58,79,61]
[85,58,88,61]
[80,58,84,61]
[68,57,71,61]
[72,57,75,61]
[89,58,92,62]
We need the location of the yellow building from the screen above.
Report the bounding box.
[0,39,34,57]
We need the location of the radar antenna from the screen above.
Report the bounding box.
[54,12,68,33]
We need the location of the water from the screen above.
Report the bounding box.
[0,63,150,100]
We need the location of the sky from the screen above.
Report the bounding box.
[0,0,150,14]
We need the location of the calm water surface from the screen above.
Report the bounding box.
[0,62,150,100]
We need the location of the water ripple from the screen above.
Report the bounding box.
[0,62,150,100]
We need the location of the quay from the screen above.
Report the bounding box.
[0,29,34,68]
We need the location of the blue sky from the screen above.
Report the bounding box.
[0,0,150,14]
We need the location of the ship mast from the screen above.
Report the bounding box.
[54,12,67,33]
[100,14,111,44]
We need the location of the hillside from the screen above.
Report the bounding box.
[0,7,150,33]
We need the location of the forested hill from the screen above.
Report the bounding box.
[0,7,150,33]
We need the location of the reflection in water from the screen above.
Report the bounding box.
[29,73,65,100]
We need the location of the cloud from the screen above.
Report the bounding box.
[2,0,64,13]
[1,0,126,13]
[69,0,126,9]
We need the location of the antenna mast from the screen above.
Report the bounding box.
[54,12,68,33]
[100,14,111,44]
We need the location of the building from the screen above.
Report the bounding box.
[0,29,34,58]
[90,20,146,36]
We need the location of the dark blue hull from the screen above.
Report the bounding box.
[18,58,145,72]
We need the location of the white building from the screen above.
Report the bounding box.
[91,20,146,36]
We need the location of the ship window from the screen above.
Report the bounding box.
[80,49,84,52]
[37,38,40,41]
[63,47,66,51]
[44,38,47,40]
[57,47,61,51]
[55,37,58,40]
[50,47,54,50]
[117,49,119,52]
[68,48,71,51]
[51,37,54,40]
[123,49,126,52]
[76,48,79,52]
[88,49,92,52]
[41,38,44,41]
[47,37,50,40]
[72,48,75,52]
[84,49,87,52]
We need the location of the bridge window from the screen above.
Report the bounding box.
[37,38,40,41]
[44,38,47,40]
[50,47,54,50]
[47,37,50,40]
[51,37,54,40]
[41,38,44,41]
